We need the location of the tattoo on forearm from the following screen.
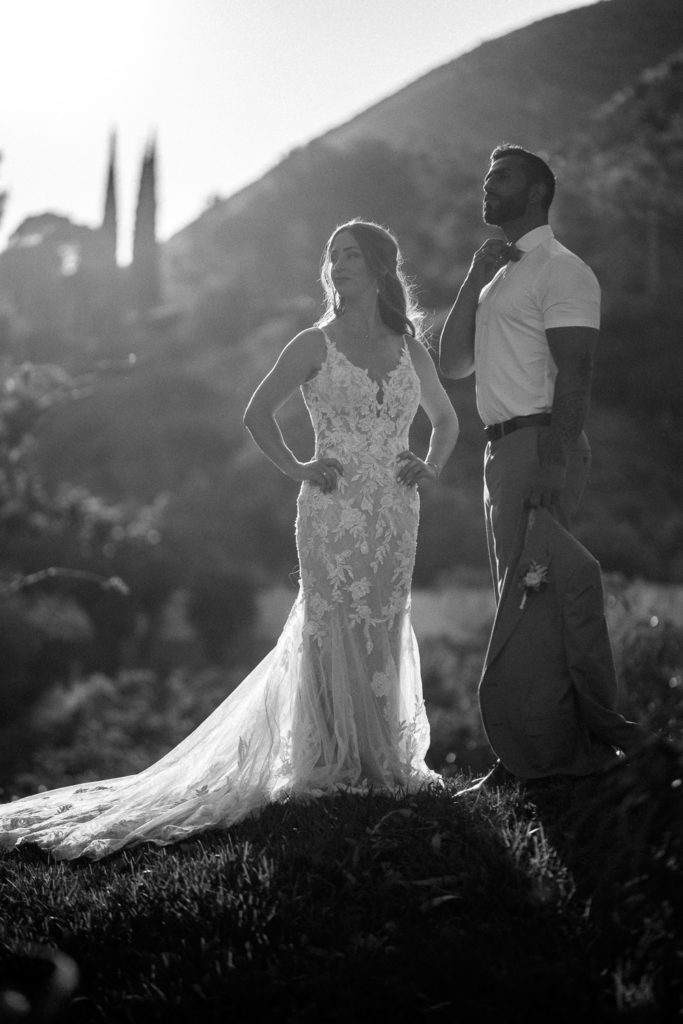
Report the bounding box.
[578,350,593,385]
[542,389,590,463]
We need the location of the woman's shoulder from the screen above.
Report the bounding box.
[283,326,328,357]
[405,334,432,364]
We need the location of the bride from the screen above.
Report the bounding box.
[0,219,459,860]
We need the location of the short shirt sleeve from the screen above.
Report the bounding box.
[535,255,601,330]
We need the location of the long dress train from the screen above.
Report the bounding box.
[0,330,438,860]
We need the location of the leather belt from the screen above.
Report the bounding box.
[484,413,552,442]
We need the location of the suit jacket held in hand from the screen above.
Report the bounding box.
[479,508,647,779]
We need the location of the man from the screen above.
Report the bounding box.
[440,145,646,788]
[439,144,598,597]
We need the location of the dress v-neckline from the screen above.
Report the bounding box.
[322,330,408,400]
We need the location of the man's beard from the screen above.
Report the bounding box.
[482,192,528,226]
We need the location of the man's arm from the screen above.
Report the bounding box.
[525,326,598,509]
[439,239,509,379]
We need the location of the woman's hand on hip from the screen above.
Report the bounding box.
[396,451,439,487]
[295,457,344,493]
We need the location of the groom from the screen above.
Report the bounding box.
[439,143,598,596]
[439,144,646,784]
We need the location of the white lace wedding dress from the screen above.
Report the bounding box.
[0,331,438,860]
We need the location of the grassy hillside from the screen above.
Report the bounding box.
[2,747,681,1023]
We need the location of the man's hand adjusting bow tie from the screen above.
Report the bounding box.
[469,238,522,288]
[501,242,522,263]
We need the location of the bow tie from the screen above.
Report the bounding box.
[502,242,522,263]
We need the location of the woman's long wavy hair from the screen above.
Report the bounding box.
[317,219,424,340]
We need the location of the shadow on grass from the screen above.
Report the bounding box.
[0,776,638,1024]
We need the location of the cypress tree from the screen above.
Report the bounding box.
[131,136,160,312]
[101,130,118,268]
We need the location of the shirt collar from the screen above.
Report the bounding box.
[515,224,553,253]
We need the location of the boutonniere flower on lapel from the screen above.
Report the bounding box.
[518,562,549,609]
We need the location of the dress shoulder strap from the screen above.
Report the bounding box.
[317,325,334,348]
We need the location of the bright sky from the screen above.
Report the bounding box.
[0,0,596,263]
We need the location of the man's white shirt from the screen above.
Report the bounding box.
[474,224,600,427]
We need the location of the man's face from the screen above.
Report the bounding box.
[482,157,531,227]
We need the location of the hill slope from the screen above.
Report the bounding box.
[32,0,683,584]
[165,0,683,312]
[321,0,683,163]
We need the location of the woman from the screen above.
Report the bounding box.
[0,220,459,860]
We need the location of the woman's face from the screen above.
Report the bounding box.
[328,230,377,302]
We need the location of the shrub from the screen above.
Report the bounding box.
[0,666,244,799]
[617,617,683,739]
[420,637,492,775]
[186,570,257,665]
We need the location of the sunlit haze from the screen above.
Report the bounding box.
[1,0,596,262]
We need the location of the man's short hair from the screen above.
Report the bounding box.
[490,144,556,210]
